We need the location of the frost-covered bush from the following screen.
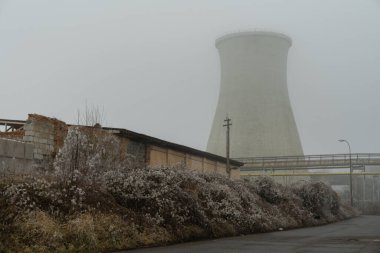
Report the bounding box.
[195,174,265,234]
[250,177,318,226]
[54,127,134,188]
[293,181,340,221]
[3,177,86,216]
[0,126,358,252]
[250,176,289,204]
[104,168,341,236]
[3,128,134,217]
[105,167,209,232]
[104,166,273,236]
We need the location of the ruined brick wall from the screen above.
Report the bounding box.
[0,129,25,140]
[22,114,67,159]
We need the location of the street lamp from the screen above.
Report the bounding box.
[338,139,353,206]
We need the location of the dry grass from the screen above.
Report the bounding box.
[13,211,64,253]
[3,211,170,253]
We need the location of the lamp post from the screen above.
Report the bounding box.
[338,139,353,206]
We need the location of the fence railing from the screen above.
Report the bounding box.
[234,153,380,170]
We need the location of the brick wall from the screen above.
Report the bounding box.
[22,114,67,159]
[23,120,55,159]
[0,129,25,140]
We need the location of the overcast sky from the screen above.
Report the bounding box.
[0,0,379,155]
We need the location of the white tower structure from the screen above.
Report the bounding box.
[207,31,303,158]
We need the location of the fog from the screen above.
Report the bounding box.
[0,0,379,155]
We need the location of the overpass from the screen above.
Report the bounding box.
[0,118,26,132]
[235,153,380,176]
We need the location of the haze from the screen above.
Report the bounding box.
[0,0,379,155]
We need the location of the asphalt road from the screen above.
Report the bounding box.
[123,216,380,253]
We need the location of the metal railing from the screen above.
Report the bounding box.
[235,153,380,170]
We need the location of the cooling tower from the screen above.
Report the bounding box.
[207,31,303,158]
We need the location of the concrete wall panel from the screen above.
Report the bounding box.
[203,159,217,173]
[168,149,185,166]
[13,141,25,158]
[0,156,33,175]
[230,169,240,180]
[0,139,5,156]
[216,162,228,176]
[188,155,203,171]
[24,143,34,159]
[0,138,34,160]
[3,140,14,157]
[149,146,167,167]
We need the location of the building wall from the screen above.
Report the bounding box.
[0,129,24,140]
[149,146,168,167]
[23,120,55,159]
[1,114,241,179]
[168,149,186,165]
[187,155,203,171]
[147,145,238,179]
[22,114,67,159]
[123,139,146,168]
[0,138,34,175]
[203,158,217,173]
[229,165,240,180]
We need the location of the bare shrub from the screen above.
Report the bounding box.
[78,104,106,127]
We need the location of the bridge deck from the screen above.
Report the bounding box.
[0,119,26,132]
[235,153,380,170]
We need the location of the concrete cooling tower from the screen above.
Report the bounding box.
[207,31,303,158]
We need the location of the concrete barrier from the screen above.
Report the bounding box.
[0,138,34,159]
[0,138,35,176]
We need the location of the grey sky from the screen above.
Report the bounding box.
[0,0,379,155]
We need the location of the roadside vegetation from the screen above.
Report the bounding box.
[0,128,356,253]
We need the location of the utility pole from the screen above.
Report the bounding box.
[223,116,232,177]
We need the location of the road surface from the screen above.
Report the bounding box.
[123,215,380,253]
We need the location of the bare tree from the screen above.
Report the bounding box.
[77,103,106,127]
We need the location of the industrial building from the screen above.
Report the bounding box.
[0,114,242,179]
